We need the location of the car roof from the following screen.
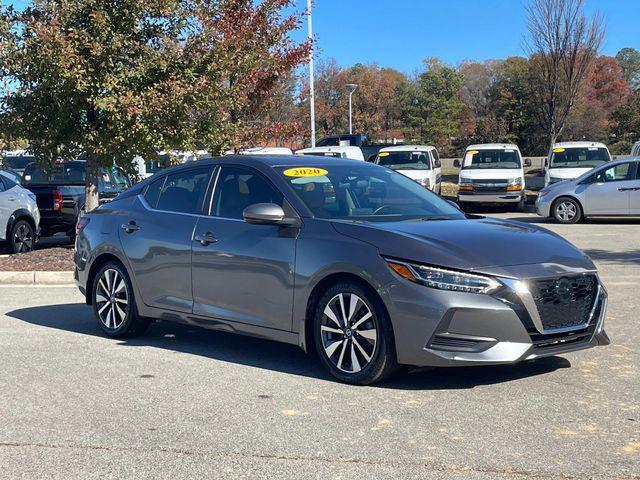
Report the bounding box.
[295,146,361,153]
[465,143,520,151]
[552,141,608,149]
[379,145,435,152]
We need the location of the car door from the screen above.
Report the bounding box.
[118,166,213,313]
[191,165,297,331]
[630,162,640,215]
[582,162,635,215]
[431,150,442,191]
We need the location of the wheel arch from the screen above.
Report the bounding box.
[5,209,36,241]
[301,272,393,355]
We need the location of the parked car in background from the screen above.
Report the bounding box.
[0,170,40,253]
[142,151,201,179]
[22,161,129,240]
[315,133,395,162]
[1,150,36,176]
[545,141,611,186]
[455,144,530,211]
[75,155,609,385]
[374,145,442,193]
[536,157,640,223]
[231,147,293,156]
[631,141,640,157]
[295,146,365,161]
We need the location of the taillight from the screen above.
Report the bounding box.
[76,216,90,234]
[53,189,63,211]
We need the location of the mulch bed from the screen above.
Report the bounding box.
[0,246,75,271]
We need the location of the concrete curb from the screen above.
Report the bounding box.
[0,271,75,285]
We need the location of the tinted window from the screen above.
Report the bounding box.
[0,172,18,190]
[213,166,283,219]
[3,155,35,170]
[156,168,210,214]
[0,176,5,192]
[595,163,634,183]
[144,176,165,208]
[277,164,464,222]
[23,162,86,185]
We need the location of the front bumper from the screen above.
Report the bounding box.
[458,192,523,204]
[535,195,552,217]
[386,273,609,368]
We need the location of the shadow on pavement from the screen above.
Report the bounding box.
[583,248,640,266]
[8,302,571,389]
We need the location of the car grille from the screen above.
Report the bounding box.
[529,274,598,331]
[472,179,508,193]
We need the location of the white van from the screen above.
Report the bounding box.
[455,143,529,211]
[545,141,611,186]
[374,145,442,193]
[295,146,365,161]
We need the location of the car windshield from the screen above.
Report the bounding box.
[277,164,464,222]
[550,147,610,168]
[462,149,521,169]
[376,151,431,170]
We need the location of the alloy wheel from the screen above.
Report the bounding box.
[95,268,129,329]
[320,293,378,373]
[13,223,34,253]
[556,201,577,222]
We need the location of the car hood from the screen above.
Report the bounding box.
[332,217,595,279]
[548,167,594,180]
[395,169,430,180]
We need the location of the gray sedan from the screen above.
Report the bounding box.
[75,155,609,385]
[536,157,640,223]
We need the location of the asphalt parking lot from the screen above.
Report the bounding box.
[1,212,639,479]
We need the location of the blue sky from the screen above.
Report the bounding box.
[6,0,640,72]
[292,0,640,72]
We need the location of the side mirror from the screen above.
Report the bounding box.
[435,160,442,168]
[243,203,298,226]
[544,158,549,167]
[453,159,461,168]
[524,158,532,167]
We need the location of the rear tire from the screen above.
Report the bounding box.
[314,282,399,385]
[552,197,582,224]
[92,261,150,338]
[8,219,35,254]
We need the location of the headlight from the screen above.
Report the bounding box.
[420,178,430,188]
[507,178,523,191]
[538,189,551,198]
[386,259,501,294]
[549,177,562,184]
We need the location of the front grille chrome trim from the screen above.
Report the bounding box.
[500,275,601,335]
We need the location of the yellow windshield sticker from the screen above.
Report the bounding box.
[553,148,566,153]
[468,150,479,155]
[378,152,390,157]
[283,167,329,177]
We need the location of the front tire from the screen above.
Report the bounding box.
[92,261,149,338]
[552,197,582,224]
[8,219,35,254]
[314,282,398,385]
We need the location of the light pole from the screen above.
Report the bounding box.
[307,0,316,147]
[346,83,358,134]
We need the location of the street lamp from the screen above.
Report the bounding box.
[307,0,316,147]
[346,83,358,135]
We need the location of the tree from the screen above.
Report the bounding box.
[0,0,309,210]
[615,47,640,91]
[401,58,464,150]
[525,0,605,148]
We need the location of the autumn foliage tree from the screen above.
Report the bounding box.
[0,0,309,210]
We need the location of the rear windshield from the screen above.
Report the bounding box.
[462,149,521,169]
[2,155,35,170]
[376,151,431,170]
[550,147,610,168]
[22,162,118,191]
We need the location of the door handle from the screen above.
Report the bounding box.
[194,231,217,246]
[121,221,140,233]
[8,196,16,201]
[618,187,635,192]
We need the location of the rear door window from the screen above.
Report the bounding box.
[155,168,211,214]
[143,176,166,208]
